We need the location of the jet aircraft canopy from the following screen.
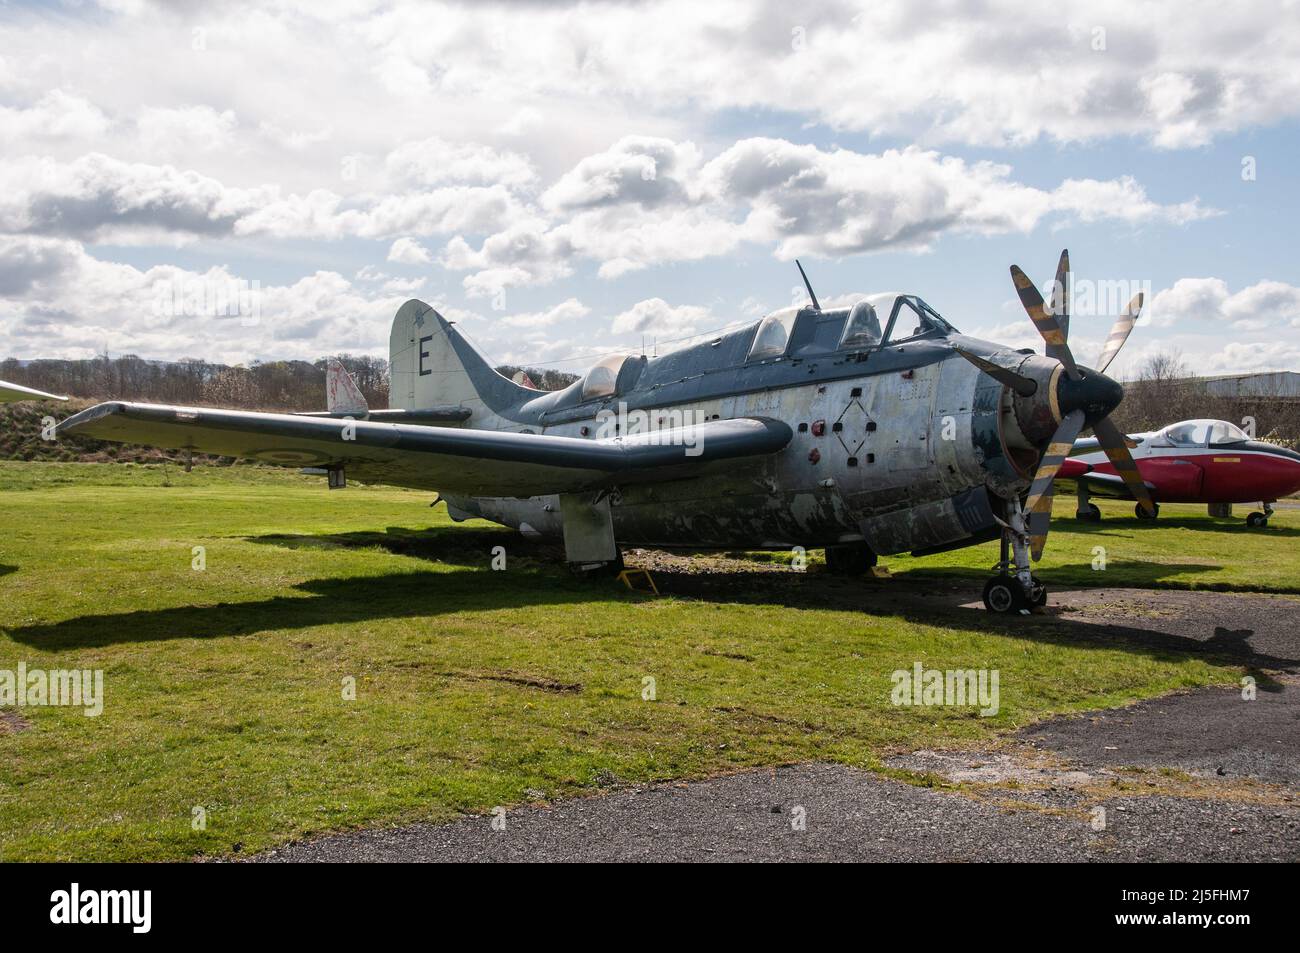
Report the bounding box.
[1150,419,1251,448]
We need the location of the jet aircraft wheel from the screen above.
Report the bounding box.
[1135,502,1159,520]
[1076,503,1102,522]
[1246,512,1269,528]
[982,575,1027,614]
[825,542,878,575]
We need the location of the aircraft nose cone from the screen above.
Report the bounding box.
[1056,367,1123,425]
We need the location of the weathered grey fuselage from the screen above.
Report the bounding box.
[408,298,1056,558]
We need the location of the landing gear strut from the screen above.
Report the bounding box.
[1075,487,1101,522]
[1246,501,1275,528]
[984,500,1046,614]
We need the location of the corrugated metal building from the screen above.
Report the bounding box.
[1194,371,1300,399]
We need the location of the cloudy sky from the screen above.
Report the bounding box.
[1,0,1298,379]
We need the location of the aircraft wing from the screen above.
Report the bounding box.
[1054,469,1155,501]
[57,401,792,496]
[1070,434,1142,454]
[0,379,68,403]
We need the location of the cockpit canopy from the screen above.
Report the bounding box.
[1151,419,1251,448]
[579,352,646,402]
[840,297,886,349]
[746,307,799,361]
[745,293,954,362]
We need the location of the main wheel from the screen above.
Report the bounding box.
[1076,503,1102,522]
[825,542,878,575]
[983,575,1026,614]
[1246,511,1269,528]
[1028,574,1048,607]
[1135,502,1160,520]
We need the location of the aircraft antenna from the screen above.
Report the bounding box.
[795,260,821,310]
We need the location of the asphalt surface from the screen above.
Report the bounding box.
[1021,675,1300,786]
[252,583,1300,863]
[255,762,1299,863]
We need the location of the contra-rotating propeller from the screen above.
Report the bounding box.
[957,249,1155,561]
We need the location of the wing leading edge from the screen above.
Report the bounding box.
[58,401,792,496]
[0,379,68,403]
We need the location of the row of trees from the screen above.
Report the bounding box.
[0,354,575,411]
[1111,353,1300,446]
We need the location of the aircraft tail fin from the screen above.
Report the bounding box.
[388,299,531,420]
[325,359,369,417]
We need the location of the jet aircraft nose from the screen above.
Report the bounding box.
[1056,367,1123,426]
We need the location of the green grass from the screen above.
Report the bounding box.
[0,462,1280,861]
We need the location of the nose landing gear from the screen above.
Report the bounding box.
[983,500,1047,614]
[1246,501,1275,528]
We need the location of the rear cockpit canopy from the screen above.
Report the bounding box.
[746,307,799,361]
[580,353,627,401]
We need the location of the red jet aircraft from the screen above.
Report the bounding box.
[1061,418,1300,527]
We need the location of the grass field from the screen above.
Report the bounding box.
[2,461,1295,861]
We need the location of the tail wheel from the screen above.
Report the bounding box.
[1135,502,1159,520]
[1246,512,1269,528]
[983,575,1026,614]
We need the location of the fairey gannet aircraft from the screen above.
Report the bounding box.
[59,251,1154,613]
[0,380,67,403]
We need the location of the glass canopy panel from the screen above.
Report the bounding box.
[746,308,798,361]
[581,354,629,401]
[840,299,883,349]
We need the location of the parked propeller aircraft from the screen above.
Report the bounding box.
[1062,419,1300,527]
[0,380,66,403]
[59,250,1154,613]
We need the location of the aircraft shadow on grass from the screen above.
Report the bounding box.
[0,564,15,580]
[1056,515,1300,539]
[895,562,1300,595]
[5,566,603,651]
[246,526,562,569]
[4,526,1295,679]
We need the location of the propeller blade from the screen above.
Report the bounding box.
[1093,415,1156,516]
[1011,264,1081,380]
[1095,292,1143,374]
[1050,249,1070,340]
[952,346,1038,397]
[1025,409,1086,561]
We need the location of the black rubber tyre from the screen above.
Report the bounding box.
[1246,512,1268,528]
[1028,574,1048,607]
[1076,503,1102,522]
[1135,502,1160,520]
[825,542,878,575]
[982,575,1025,614]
